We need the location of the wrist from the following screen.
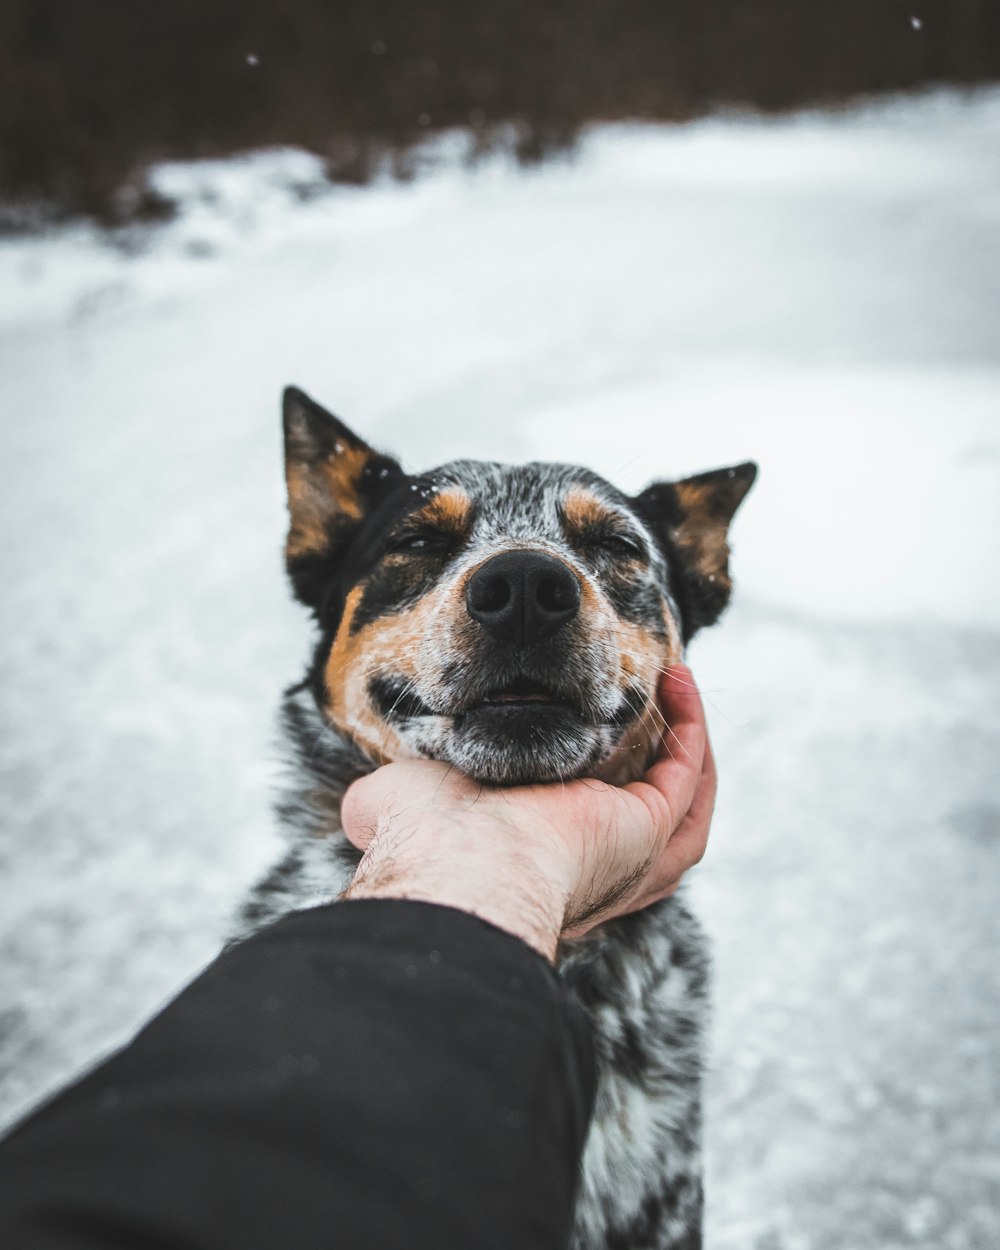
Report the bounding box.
[343,816,571,962]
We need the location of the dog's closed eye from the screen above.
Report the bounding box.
[386,530,453,555]
[582,529,648,562]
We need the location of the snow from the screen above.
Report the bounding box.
[1,88,999,1248]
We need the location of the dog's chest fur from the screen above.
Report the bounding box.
[235,685,709,1250]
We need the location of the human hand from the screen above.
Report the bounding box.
[341,665,716,962]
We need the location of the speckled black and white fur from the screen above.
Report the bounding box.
[234,388,756,1250]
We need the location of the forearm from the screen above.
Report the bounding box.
[0,901,595,1250]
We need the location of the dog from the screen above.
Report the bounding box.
[235,386,756,1250]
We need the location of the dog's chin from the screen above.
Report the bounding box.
[445,702,600,785]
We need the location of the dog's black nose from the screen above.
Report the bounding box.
[466,550,580,646]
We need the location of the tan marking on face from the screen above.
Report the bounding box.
[614,615,680,686]
[285,445,371,558]
[419,487,472,535]
[562,486,616,535]
[322,583,441,764]
[594,701,664,786]
[577,563,602,614]
[593,601,683,785]
[663,599,684,665]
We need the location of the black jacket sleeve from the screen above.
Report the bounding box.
[0,900,596,1250]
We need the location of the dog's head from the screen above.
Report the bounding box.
[282,387,755,785]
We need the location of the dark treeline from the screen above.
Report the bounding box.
[1,0,998,222]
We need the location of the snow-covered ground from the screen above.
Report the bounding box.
[1,89,998,1249]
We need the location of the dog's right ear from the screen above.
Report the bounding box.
[282,386,402,611]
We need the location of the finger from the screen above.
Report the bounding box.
[653,664,709,775]
[644,733,718,892]
[627,664,709,832]
[339,773,383,851]
[615,733,717,916]
[341,759,473,850]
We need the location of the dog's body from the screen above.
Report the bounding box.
[235,388,755,1250]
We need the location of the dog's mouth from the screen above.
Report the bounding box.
[465,676,580,715]
[370,670,638,727]
[370,673,582,721]
[366,667,649,784]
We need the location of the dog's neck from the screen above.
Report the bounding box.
[276,679,375,844]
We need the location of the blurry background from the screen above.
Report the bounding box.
[2,0,1000,223]
[1,5,998,1249]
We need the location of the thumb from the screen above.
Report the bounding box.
[339,773,383,851]
[340,759,460,850]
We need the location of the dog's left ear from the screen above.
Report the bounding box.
[636,462,757,641]
[282,386,402,611]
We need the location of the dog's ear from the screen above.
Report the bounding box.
[282,386,402,611]
[636,462,757,641]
